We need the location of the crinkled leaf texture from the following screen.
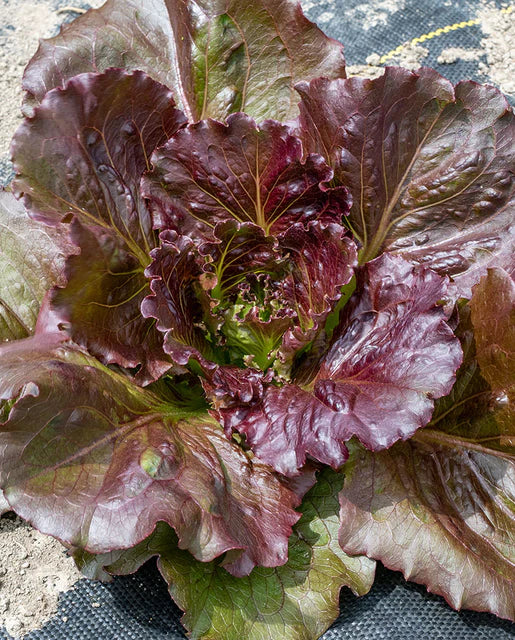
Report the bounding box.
[11,69,186,382]
[470,267,515,394]
[142,220,357,373]
[297,67,515,296]
[0,189,75,341]
[22,0,345,123]
[73,469,376,640]
[214,253,462,476]
[338,268,515,621]
[0,335,300,577]
[142,113,350,240]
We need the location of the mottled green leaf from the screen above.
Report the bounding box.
[73,469,376,640]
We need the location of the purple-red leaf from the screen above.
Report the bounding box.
[200,220,285,299]
[338,276,515,620]
[338,437,515,620]
[12,69,186,263]
[142,113,350,240]
[21,0,346,123]
[0,189,76,341]
[141,230,216,369]
[214,254,462,475]
[48,220,171,384]
[11,69,186,379]
[277,221,357,368]
[296,68,515,296]
[0,337,299,577]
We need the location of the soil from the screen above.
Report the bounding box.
[477,3,515,95]
[345,1,515,88]
[0,515,81,638]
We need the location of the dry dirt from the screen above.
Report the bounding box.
[0,516,81,638]
[345,0,515,86]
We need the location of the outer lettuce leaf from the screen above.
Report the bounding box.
[12,68,186,263]
[11,69,186,381]
[0,335,299,577]
[0,189,76,341]
[142,113,350,240]
[470,267,515,393]
[22,0,346,123]
[338,270,515,620]
[73,469,376,640]
[211,253,462,475]
[296,68,515,296]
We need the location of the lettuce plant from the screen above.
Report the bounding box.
[0,1,513,637]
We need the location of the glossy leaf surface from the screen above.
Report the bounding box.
[11,69,185,379]
[338,273,515,620]
[12,69,185,264]
[22,0,346,122]
[297,68,515,296]
[215,254,462,475]
[142,114,350,240]
[74,469,376,640]
[0,336,299,576]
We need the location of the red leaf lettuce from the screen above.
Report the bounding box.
[0,1,513,638]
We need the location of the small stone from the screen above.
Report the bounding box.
[91,602,101,608]
[62,616,68,622]
[19,569,26,576]
[7,618,22,633]
[21,561,30,569]
[0,596,10,613]
[366,53,381,66]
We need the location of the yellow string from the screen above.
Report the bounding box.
[379,5,514,64]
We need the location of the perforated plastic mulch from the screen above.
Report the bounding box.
[2,562,512,639]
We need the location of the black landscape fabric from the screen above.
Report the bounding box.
[1,0,514,638]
